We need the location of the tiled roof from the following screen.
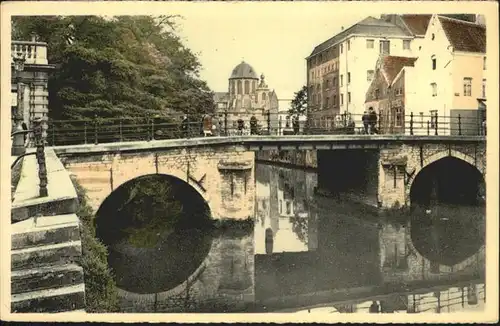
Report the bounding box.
[381,56,417,84]
[400,15,432,36]
[438,16,486,53]
[308,16,411,57]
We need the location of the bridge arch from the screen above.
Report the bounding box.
[408,149,485,207]
[94,173,215,296]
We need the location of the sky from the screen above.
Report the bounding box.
[166,3,367,107]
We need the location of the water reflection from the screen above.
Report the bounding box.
[254,163,485,307]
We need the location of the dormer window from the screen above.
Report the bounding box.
[431,33,435,40]
[431,83,437,96]
[431,55,437,70]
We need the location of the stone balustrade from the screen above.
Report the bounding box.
[11,40,48,65]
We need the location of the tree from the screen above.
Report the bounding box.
[288,85,308,119]
[11,16,215,123]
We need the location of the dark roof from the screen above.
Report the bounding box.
[308,16,411,58]
[229,61,259,79]
[400,15,432,36]
[438,16,486,53]
[381,56,417,84]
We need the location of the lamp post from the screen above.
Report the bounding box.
[12,52,27,156]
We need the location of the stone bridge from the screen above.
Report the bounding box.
[52,134,486,217]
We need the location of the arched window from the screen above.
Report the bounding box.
[237,80,242,94]
[252,80,256,93]
[262,92,267,102]
[244,80,250,94]
[231,81,236,95]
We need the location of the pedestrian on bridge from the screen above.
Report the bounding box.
[362,111,370,134]
[180,115,188,138]
[368,107,378,134]
[202,114,213,137]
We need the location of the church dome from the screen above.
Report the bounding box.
[229,61,259,80]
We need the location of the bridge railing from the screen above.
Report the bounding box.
[45,111,486,146]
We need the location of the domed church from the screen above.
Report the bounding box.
[214,61,279,134]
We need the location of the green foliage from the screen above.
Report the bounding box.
[288,85,308,118]
[71,177,120,312]
[118,177,183,248]
[12,15,215,122]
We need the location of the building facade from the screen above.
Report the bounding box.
[407,15,486,135]
[213,61,279,135]
[11,39,55,141]
[306,16,430,130]
[365,56,417,134]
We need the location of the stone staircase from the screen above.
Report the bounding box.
[11,214,86,313]
[11,148,86,313]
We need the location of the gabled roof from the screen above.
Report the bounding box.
[308,16,411,58]
[438,15,486,53]
[380,56,417,85]
[400,15,432,36]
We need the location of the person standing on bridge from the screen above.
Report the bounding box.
[180,115,188,138]
[368,107,378,134]
[362,111,370,134]
[202,114,213,137]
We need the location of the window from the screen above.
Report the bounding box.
[312,94,316,104]
[348,92,351,103]
[380,40,390,55]
[347,72,351,84]
[366,39,374,49]
[431,56,437,70]
[340,75,344,87]
[333,77,337,86]
[430,110,438,128]
[341,94,344,105]
[326,97,330,107]
[340,44,343,54]
[244,80,250,94]
[286,201,291,215]
[431,33,435,40]
[483,56,486,70]
[347,40,351,51]
[285,116,290,128]
[333,95,337,106]
[395,88,402,96]
[403,40,411,50]
[395,108,403,127]
[431,83,437,96]
[326,79,330,89]
[375,88,380,99]
[463,77,472,96]
[482,79,486,98]
[237,80,242,94]
[262,92,267,101]
[367,70,374,81]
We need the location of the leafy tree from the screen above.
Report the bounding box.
[288,85,308,119]
[12,16,214,123]
[117,176,183,248]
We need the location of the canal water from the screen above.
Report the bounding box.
[253,162,485,311]
[98,162,485,312]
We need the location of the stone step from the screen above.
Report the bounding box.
[11,283,85,313]
[11,263,84,295]
[12,214,81,250]
[11,241,82,271]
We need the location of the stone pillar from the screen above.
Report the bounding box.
[378,149,408,208]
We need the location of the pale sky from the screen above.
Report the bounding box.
[168,3,366,105]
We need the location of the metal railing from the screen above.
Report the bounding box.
[44,111,486,147]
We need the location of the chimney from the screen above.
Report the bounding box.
[341,26,344,31]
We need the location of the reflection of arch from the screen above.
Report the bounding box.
[407,149,483,195]
[95,173,215,299]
